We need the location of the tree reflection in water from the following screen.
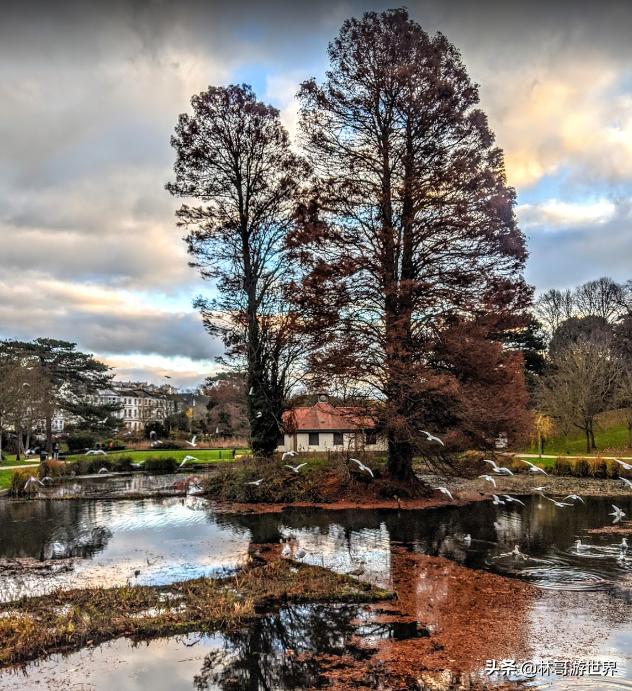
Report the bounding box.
[193,603,363,690]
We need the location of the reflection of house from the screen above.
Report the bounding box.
[277,395,386,452]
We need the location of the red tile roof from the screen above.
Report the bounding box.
[282,402,374,432]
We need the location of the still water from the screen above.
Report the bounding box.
[3,483,632,688]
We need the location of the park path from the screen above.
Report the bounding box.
[519,453,632,460]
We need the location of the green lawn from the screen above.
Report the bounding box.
[521,410,632,457]
[64,448,250,463]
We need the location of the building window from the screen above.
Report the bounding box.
[365,431,377,445]
[333,432,343,446]
[308,432,319,446]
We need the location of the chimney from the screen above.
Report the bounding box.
[317,392,329,403]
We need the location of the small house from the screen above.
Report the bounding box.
[277,395,386,453]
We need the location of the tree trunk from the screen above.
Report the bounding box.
[386,435,416,482]
[584,424,591,455]
[46,414,53,453]
[589,419,597,450]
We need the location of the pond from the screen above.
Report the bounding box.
[3,481,632,688]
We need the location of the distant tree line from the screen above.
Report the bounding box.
[535,277,632,453]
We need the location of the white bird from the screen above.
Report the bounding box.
[256,411,263,418]
[86,449,107,456]
[24,475,44,490]
[620,538,628,551]
[350,458,374,478]
[248,386,254,396]
[180,455,199,467]
[463,534,472,546]
[282,450,298,461]
[563,494,585,504]
[544,496,572,508]
[434,486,454,501]
[281,542,291,558]
[295,547,306,560]
[521,459,548,475]
[479,474,497,487]
[615,459,632,471]
[97,467,109,474]
[610,505,626,523]
[285,463,307,474]
[575,539,586,551]
[492,494,505,505]
[245,479,264,486]
[185,435,198,448]
[483,459,513,475]
[41,476,53,484]
[503,494,526,506]
[420,430,445,446]
[150,440,163,447]
[533,486,548,493]
[501,545,528,560]
[621,477,632,489]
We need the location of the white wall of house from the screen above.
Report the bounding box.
[276,431,387,453]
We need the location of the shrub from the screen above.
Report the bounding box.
[592,459,608,478]
[554,457,572,476]
[68,456,134,475]
[66,433,97,453]
[142,457,179,473]
[606,460,620,479]
[10,470,33,496]
[574,458,590,477]
[39,460,69,478]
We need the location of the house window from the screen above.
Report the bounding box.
[365,431,377,445]
[333,432,343,446]
[308,432,319,446]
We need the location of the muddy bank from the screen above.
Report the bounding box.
[0,558,74,577]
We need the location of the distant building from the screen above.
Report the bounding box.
[277,395,386,453]
[93,384,176,432]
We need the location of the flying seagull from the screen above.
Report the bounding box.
[479,474,497,487]
[185,435,198,448]
[285,463,307,474]
[492,494,505,505]
[483,459,513,476]
[86,449,107,456]
[282,450,298,461]
[563,494,585,504]
[24,476,44,490]
[503,494,526,506]
[180,455,199,467]
[621,477,632,489]
[245,479,264,486]
[610,505,626,523]
[97,467,109,474]
[544,495,572,508]
[615,459,632,471]
[349,458,374,477]
[420,430,444,446]
[521,459,548,475]
[248,386,254,396]
[256,411,263,418]
[434,486,454,501]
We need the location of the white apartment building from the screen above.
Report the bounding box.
[95,386,175,432]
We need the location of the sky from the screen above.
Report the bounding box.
[1,0,632,387]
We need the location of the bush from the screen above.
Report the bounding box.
[592,459,608,478]
[105,439,127,451]
[39,460,69,478]
[142,457,179,473]
[554,457,572,476]
[574,458,590,477]
[69,456,134,475]
[66,433,97,453]
[10,470,33,496]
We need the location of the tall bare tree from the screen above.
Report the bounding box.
[539,335,620,453]
[535,288,574,334]
[573,277,624,322]
[167,85,309,456]
[292,9,531,480]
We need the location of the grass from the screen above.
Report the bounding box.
[0,556,391,667]
[520,409,632,456]
[64,448,250,463]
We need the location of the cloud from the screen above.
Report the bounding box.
[103,354,219,389]
[0,277,222,362]
[517,198,618,230]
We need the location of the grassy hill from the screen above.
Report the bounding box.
[521,409,632,456]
